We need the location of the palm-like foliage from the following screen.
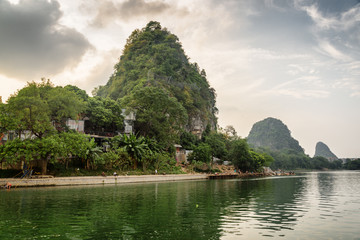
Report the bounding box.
[110,134,162,170]
[120,134,147,169]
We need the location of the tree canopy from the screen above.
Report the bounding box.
[85,97,123,134]
[6,79,86,138]
[121,86,187,148]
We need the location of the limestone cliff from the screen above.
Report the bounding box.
[314,141,338,161]
[247,117,304,153]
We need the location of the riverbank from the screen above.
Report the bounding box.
[0,171,277,189]
[1,174,209,188]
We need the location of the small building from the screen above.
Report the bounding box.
[122,109,136,135]
[66,119,85,133]
[174,144,188,163]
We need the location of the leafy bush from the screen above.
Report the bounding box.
[188,143,211,163]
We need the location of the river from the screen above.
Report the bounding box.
[1,171,359,239]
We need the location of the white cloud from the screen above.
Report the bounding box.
[317,40,352,61]
[301,4,337,30]
[82,0,189,28]
[340,4,360,30]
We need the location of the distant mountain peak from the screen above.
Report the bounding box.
[314,141,338,161]
[247,117,304,153]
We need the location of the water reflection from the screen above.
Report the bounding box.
[1,172,360,239]
[218,176,308,238]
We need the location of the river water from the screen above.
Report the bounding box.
[1,171,360,240]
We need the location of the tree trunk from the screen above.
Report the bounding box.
[142,160,146,172]
[41,159,47,175]
[133,158,138,170]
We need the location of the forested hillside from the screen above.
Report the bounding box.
[247,117,303,153]
[247,117,309,169]
[94,21,218,143]
[246,117,343,170]
[314,142,338,161]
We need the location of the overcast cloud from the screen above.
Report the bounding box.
[0,0,359,157]
[0,0,91,80]
[83,0,188,28]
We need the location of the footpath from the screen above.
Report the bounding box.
[1,174,208,189]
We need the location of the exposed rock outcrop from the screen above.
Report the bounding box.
[247,117,304,153]
[314,141,338,161]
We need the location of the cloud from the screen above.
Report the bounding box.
[276,88,330,99]
[317,40,352,61]
[301,4,337,29]
[333,76,360,97]
[297,1,360,31]
[0,0,91,80]
[86,0,189,28]
[52,48,121,96]
[297,2,360,58]
[261,74,331,99]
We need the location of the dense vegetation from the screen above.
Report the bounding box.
[94,21,218,146]
[247,117,346,170]
[0,22,273,176]
[0,80,272,175]
[1,22,356,176]
[0,80,182,175]
[343,158,360,170]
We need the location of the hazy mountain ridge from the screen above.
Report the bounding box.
[247,117,304,153]
[314,141,338,161]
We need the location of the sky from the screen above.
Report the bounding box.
[0,0,359,158]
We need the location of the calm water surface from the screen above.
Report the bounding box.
[1,171,360,239]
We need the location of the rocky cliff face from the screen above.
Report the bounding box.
[247,117,304,153]
[314,142,338,161]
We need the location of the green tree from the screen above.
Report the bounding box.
[189,143,212,163]
[118,134,147,169]
[0,102,15,136]
[122,86,187,148]
[201,124,211,142]
[261,152,274,167]
[345,158,360,170]
[64,85,89,101]
[204,131,228,160]
[48,86,86,129]
[85,97,123,134]
[57,132,96,170]
[0,135,63,175]
[311,156,330,170]
[249,150,266,172]
[227,139,253,172]
[6,79,86,138]
[180,131,198,150]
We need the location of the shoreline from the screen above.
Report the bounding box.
[1,174,209,189]
[1,172,274,189]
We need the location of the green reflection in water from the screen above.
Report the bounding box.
[1,172,360,239]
